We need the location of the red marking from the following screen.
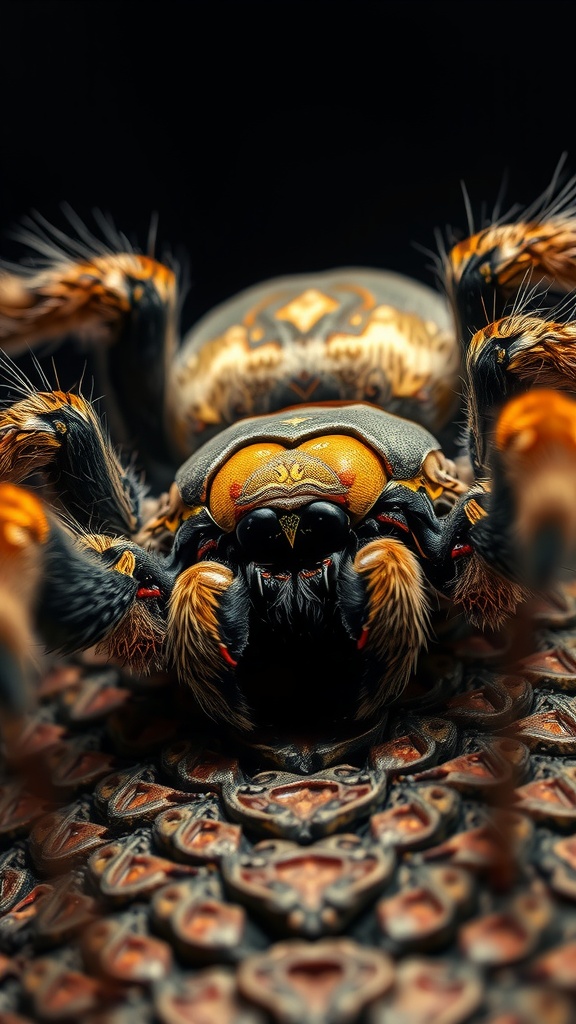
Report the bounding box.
[451,543,473,559]
[377,514,409,532]
[338,470,356,487]
[137,587,162,599]
[229,482,242,500]
[219,644,238,668]
[357,627,369,650]
[198,539,218,560]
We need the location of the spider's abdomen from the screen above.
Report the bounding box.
[168,267,460,458]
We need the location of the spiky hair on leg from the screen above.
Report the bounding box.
[0,207,186,353]
[0,353,145,537]
[460,269,576,475]
[451,551,531,632]
[0,209,189,477]
[79,534,169,676]
[433,156,576,346]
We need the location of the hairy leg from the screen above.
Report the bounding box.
[0,223,181,477]
[0,389,144,536]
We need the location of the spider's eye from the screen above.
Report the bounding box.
[295,501,351,559]
[236,508,284,562]
[236,501,350,563]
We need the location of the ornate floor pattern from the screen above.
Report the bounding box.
[1,590,576,1023]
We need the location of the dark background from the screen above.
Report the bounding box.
[1,0,575,339]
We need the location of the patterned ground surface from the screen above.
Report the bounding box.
[1,589,576,1023]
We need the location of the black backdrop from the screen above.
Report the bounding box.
[1,0,575,340]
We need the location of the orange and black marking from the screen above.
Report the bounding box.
[0,391,87,483]
[207,435,388,532]
[353,538,430,719]
[167,562,250,730]
[0,483,49,552]
[169,275,459,456]
[447,217,576,296]
[0,390,141,536]
[0,254,177,353]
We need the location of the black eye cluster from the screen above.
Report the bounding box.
[236,501,350,565]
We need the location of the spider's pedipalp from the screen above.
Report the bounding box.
[166,561,251,731]
[79,534,172,676]
[338,537,431,721]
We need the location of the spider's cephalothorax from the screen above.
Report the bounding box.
[2,172,576,740]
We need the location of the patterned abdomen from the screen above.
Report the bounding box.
[168,268,459,458]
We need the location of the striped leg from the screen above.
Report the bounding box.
[0,221,180,475]
[444,169,576,345]
[0,390,143,537]
[0,485,169,717]
[447,390,576,635]
[444,173,576,477]
[463,316,576,475]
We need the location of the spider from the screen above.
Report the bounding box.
[1,168,576,742]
